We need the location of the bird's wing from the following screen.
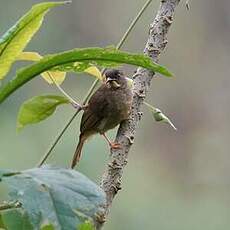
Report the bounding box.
[80,86,109,133]
[80,109,102,133]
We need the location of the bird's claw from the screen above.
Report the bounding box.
[110,142,122,149]
[71,102,88,111]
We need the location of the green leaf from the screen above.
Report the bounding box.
[18,52,103,84]
[0,166,106,230]
[78,221,95,230]
[44,47,172,77]
[54,60,119,73]
[0,1,68,80]
[0,47,173,104]
[0,214,5,229]
[41,223,55,230]
[0,209,33,230]
[17,95,70,131]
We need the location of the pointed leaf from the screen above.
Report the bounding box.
[0,47,173,104]
[0,1,68,80]
[17,95,69,131]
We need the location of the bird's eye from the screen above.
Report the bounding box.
[116,74,121,79]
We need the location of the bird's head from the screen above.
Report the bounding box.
[104,69,133,89]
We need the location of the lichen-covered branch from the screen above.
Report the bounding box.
[100,0,180,220]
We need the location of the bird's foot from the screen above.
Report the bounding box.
[110,142,122,149]
[71,102,88,111]
[100,133,122,150]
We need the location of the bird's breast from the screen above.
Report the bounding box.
[98,88,133,132]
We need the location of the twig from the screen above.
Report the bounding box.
[37,0,154,167]
[100,0,181,222]
[116,0,153,50]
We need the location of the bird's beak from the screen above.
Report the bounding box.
[106,77,121,88]
[105,77,113,84]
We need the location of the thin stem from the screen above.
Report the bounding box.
[37,0,153,167]
[48,72,82,108]
[143,101,156,110]
[116,0,153,50]
[37,110,79,166]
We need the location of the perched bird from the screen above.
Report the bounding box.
[71,69,133,168]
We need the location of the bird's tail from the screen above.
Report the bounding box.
[71,134,85,169]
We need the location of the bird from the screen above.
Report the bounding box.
[71,69,133,168]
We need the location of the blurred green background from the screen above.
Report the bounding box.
[1,0,230,229]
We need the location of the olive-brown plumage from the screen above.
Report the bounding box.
[71,69,133,168]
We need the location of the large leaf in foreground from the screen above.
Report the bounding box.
[0,1,68,80]
[17,95,70,131]
[0,166,106,230]
[0,47,173,103]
